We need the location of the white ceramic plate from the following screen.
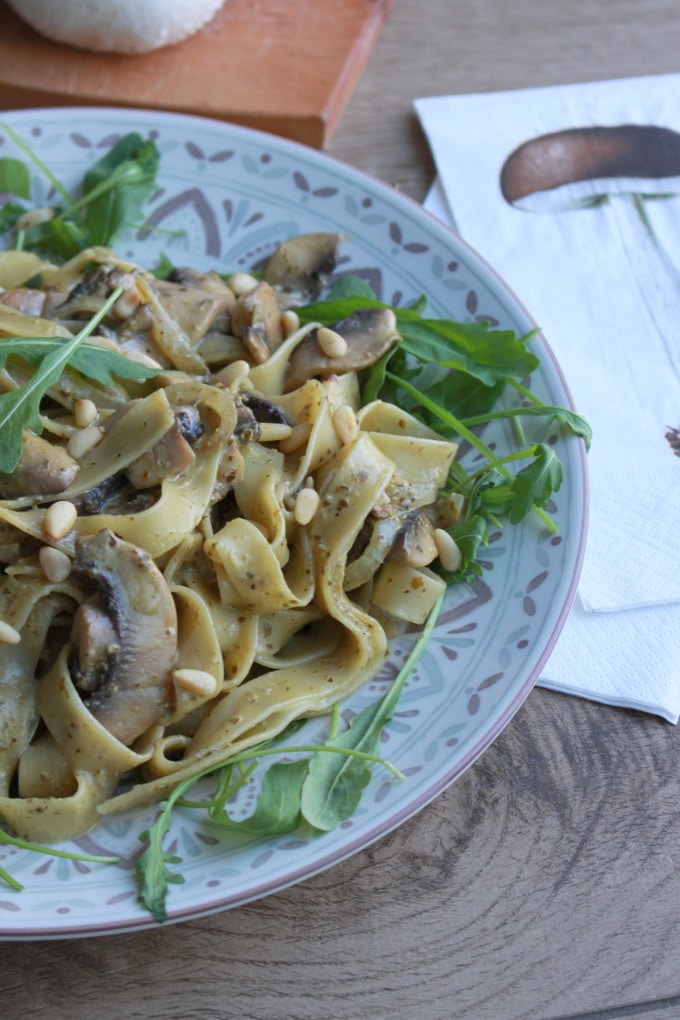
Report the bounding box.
[0,107,588,939]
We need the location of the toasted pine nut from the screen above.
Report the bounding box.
[212,360,250,389]
[67,424,104,460]
[113,287,141,320]
[279,423,312,454]
[0,620,21,644]
[317,326,348,359]
[43,500,77,542]
[294,487,320,526]
[173,668,219,698]
[333,404,358,445]
[433,528,463,572]
[227,272,258,296]
[74,398,98,428]
[39,546,72,583]
[281,309,301,337]
[258,422,294,443]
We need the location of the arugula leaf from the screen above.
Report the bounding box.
[326,274,378,301]
[208,760,308,836]
[0,127,160,259]
[0,157,30,199]
[79,133,160,247]
[0,288,122,474]
[300,596,443,831]
[396,311,539,385]
[0,828,118,892]
[0,337,160,386]
[439,514,490,582]
[136,798,187,924]
[0,202,26,234]
[507,442,563,524]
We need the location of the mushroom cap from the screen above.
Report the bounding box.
[265,233,342,296]
[6,0,225,54]
[284,307,400,392]
[72,529,178,745]
[500,125,680,208]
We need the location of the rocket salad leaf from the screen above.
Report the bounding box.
[0,289,124,474]
[0,131,591,922]
[135,598,442,922]
[0,124,160,258]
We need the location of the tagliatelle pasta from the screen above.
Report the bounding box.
[0,240,460,843]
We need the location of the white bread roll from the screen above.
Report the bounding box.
[7,0,226,54]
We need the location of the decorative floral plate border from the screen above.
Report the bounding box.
[0,108,588,938]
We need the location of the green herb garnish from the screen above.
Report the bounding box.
[136,598,442,922]
[0,288,125,474]
[299,275,591,580]
[0,829,119,892]
[0,124,160,258]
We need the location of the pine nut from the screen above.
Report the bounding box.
[173,668,219,698]
[279,423,312,454]
[258,422,294,443]
[74,398,98,428]
[113,287,141,320]
[294,486,320,526]
[39,546,72,583]
[333,404,358,446]
[0,620,21,644]
[433,528,463,572]
[43,500,77,542]
[67,424,104,460]
[227,272,259,296]
[281,309,301,337]
[317,326,348,359]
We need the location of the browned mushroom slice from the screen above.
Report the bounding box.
[125,425,196,489]
[264,232,342,296]
[231,281,283,364]
[392,509,438,567]
[165,266,234,295]
[284,308,400,392]
[154,277,234,346]
[0,431,79,499]
[0,287,47,317]
[70,529,178,746]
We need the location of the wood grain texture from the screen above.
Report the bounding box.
[0,0,394,147]
[4,2,680,1018]
[5,693,680,1019]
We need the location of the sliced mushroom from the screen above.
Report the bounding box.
[0,431,79,499]
[166,266,235,296]
[231,281,283,364]
[264,232,342,296]
[284,307,400,392]
[154,277,234,346]
[344,514,403,591]
[241,392,293,426]
[70,529,178,745]
[0,287,46,317]
[125,425,196,490]
[392,509,438,567]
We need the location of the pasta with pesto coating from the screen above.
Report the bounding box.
[0,237,460,843]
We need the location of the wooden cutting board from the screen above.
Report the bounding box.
[0,0,394,148]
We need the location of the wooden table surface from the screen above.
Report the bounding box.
[5,2,680,1018]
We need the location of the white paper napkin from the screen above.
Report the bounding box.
[416,75,680,722]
